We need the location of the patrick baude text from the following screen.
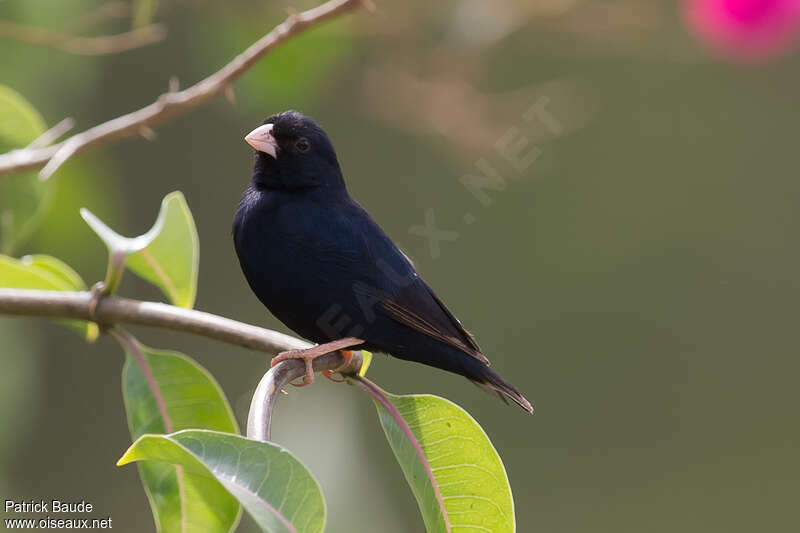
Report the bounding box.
[5,500,94,513]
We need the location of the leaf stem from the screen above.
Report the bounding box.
[351,376,452,533]
[110,327,173,432]
[104,249,127,294]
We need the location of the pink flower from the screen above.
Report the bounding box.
[684,0,800,61]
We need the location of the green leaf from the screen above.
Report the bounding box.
[118,336,240,533]
[125,192,199,307]
[118,430,326,533]
[23,254,87,289]
[0,85,52,255]
[0,85,45,146]
[0,254,98,341]
[357,379,515,533]
[81,191,199,307]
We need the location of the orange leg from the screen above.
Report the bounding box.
[270,338,363,387]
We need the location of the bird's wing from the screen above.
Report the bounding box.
[344,198,489,365]
[380,279,490,365]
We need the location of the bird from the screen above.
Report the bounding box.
[233,110,532,413]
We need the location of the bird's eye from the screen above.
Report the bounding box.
[295,137,310,152]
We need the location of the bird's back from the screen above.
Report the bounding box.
[235,185,470,350]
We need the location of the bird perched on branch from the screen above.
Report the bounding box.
[233,110,532,413]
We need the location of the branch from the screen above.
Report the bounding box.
[0,287,361,442]
[0,0,369,179]
[0,288,310,353]
[0,19,167,56]
[64,1,132,35]
[247,351,363,441]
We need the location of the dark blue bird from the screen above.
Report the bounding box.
[233,110,532,413]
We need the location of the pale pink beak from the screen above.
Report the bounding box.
[245,123,277,158]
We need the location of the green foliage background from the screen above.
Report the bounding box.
[2,0,799,532]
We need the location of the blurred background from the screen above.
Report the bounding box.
[1,0,799,531]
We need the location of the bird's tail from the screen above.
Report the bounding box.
[462,357,533,414]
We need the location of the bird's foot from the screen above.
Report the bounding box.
[322,350,355,382]
[270,338,363,387]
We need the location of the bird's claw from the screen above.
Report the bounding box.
[322,370,346,383]
[322,349,355,382]
[269,340,363,388]
[270,348,316,387]
[319,348,358,383]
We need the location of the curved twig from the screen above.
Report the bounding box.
[247,351,364,441]
[0,20,167,56]
[0,0,370,179]
[65,1,132,35]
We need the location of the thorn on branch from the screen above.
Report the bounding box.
[224,85,236,105]
[26,118,75,149]
[139,126,157,141]
[39,139,79,180]
[169,76,180,93]
[360,0,377,14]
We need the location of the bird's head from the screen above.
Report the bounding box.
[245,110,344,191]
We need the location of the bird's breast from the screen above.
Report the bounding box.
[233,187,368,342]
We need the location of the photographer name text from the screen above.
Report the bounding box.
[4,499,112,529]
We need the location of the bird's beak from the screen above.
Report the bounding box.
[245,123,277,158]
